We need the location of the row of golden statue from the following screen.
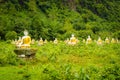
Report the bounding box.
[11,30,119,49]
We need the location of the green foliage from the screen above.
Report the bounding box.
[78,30,94,39]
[0,41,120,80]
[100,64,120,80]
[79,0,120,22]
[113,31,120,39]
[0,0,120,40]
[97,31,112,39]
[5,31,17,40]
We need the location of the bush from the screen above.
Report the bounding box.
[97,31,112,39]
[78,30,94,39]
[5,31,17,40]
[100,65,120,80]
[113,31,120,39]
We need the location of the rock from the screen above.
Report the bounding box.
[14,48,37,58]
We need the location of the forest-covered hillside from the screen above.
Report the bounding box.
[0,0,120,40]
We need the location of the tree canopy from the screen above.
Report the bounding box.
[0,0,120,40]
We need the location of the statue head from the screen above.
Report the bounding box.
[88,35,90,38]
[24,30,28,36]
[71,34,74,37]
[98,37,101,40]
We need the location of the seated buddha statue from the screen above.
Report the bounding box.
[20,30,31,48]
[111,38,116,43]
[38,38,44,46]
[64,38,69,44]
[116,38,119,43]
[16,37,22,45]
[16,37,22,48]
[44,39,48,44]
[69,34,77,45]
[86,35,92,44]
[54,38,58,44]
[31,39,35,44]
[82,39,86,43]
[97,37,102,45]
[105,37,110,44]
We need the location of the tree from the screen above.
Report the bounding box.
[5,31,17,40]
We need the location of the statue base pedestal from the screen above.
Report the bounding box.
[14,48,37,59]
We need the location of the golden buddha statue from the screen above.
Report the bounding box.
[69,34,77,45]
[20,30,31,48]
[31,39,35,44]
[54,38,58,44]
[16,37,22,45]
[64,38,69,44]
[111,38,116,43]
[16,37,22,48]
[86,35,92,44]
[38,38,44,46]
[44,39,48,44]
[82,39,86,43]
[105,37,110,44]
[14,30,38,59]
[97,37,102,45]
[116,38,119,43]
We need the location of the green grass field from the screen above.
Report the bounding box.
[0,41,120,80]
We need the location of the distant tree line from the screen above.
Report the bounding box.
[0,0,120,40]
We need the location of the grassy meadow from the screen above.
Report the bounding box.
[0,41,120,80]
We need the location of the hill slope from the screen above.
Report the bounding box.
[0,0,120,40]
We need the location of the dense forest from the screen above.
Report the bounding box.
[0,0,120,40]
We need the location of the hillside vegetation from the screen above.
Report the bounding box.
[0,0,120,40]
[0,1,120,79]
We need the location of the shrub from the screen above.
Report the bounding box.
[97,31,112,39]
[113,31,120,39]
[78,30,94,39]
[5,31,17,40]
[100,65,120,80]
